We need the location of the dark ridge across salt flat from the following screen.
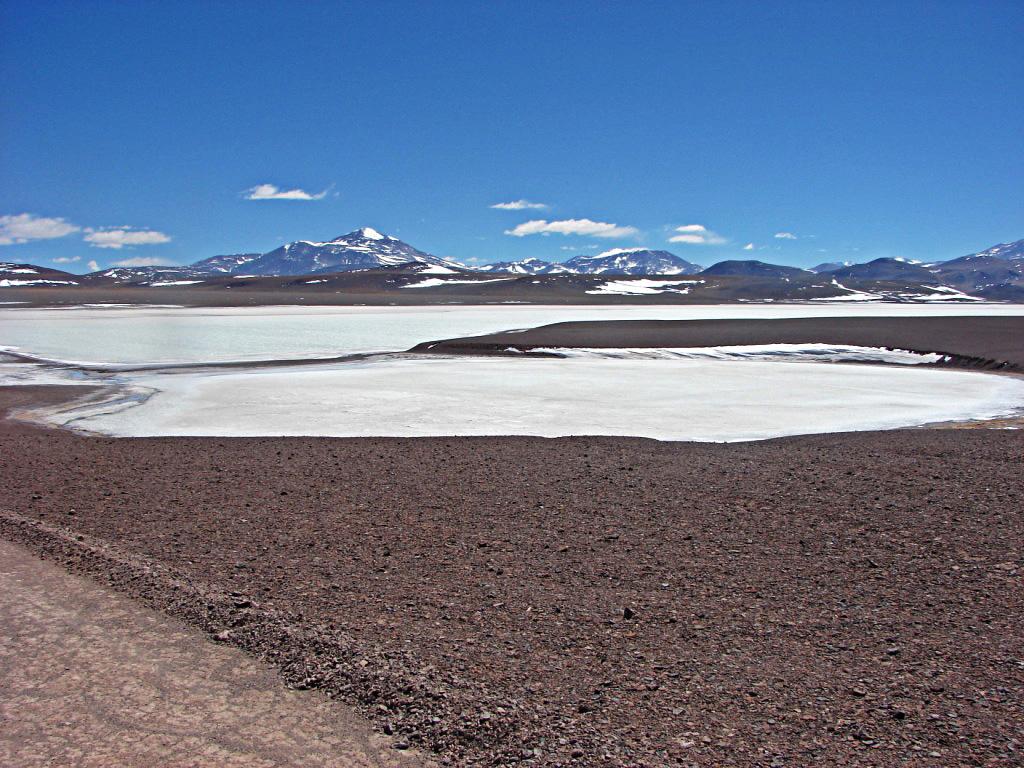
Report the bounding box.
[413,315,1024,370]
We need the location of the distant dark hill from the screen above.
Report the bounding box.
[809,261,852,273]
[0,262,80,285]
[931,255,1024,295]
[830,258,936,282]
[701,260,809,278]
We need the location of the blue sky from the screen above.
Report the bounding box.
[1,1,1021,272]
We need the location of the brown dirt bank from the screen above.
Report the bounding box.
[2,387,1022,766]
[0,538,428,768]
[413,316,1024,371]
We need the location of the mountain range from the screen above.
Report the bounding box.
[477,249,703,276]
[3,232,1022,302]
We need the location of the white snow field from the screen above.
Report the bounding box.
[2,303,1024,366]
[402,277,515,289]
[585,279,700,295]
[42,355,1024,442]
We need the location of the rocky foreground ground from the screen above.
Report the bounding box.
[1,386,1022,766]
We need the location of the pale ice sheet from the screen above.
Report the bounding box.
[47,356,1024,442]
[3,303,1024,366]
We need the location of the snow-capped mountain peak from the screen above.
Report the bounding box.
[188,228,451,275]
[327,227,395,243]
[477,257,569,274]
[969,239,1024,262]
[562,249,703,275]
[331,226,392,242]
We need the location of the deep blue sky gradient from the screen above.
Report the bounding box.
[1,0,1021,271]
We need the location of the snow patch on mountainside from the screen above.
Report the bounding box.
[477,258,569,275]
[813,279,983,303]
[402,277,515,289]
[586,279,702,295]
[0,279,79,287]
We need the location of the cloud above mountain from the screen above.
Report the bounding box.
[505,218,639,238]
[84,227,172,249]
[774,231,798,240]
[668,224,726,245]
[490,199,549,210]
[0,213,80,245]
[244,183,328,201]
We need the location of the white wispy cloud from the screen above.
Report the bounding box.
[244,183,328,201]
[774,231,797,240]
[52,256,81,263]
[87,260,100,271]
[560,244,598,250]
[490,199,549,211]
[743,243,754,250]
[110,256,172,267]
[84,227,172,250]
[668,224,726,245]
[505,218,639,239]
[0,213,80,245]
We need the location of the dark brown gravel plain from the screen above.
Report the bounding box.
[415,316,1024,371]
[2,386,1023,767]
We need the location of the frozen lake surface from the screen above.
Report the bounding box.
[42,355,1024,442]
[4,303,1024,365]
[5,303,1024,441]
